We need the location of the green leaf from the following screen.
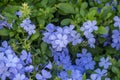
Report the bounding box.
[117,60,120,67]
[105,13,112,20]
[87,9,97,20]
[41,0,48,7]
[58,0,68,2]
[67,70,72,77]
[61,18,72,25]
[80,8,86,17]
[81,2,88,9]
[117,5,120,13]
[9,32,15,37]
[112,66,120,74]
[0,28,9,36]
[30,30,40,41]
[57,3,75,14]
[41,42,48,54]
[97,26,107,34]
[82,74,86,80]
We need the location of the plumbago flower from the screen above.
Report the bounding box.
[99,57,112,69]
[111,30,120,50]
[113,16,120,29]
[75,48,96,72]
[42,23,82,51]
[0,20,13,29]
[51,48,96,80]
[35,62,52,80]
[0,41,34,80]
[80,20,98,48]
[20,18,36,36]
[90,69,107,80]
[13,74,25,80]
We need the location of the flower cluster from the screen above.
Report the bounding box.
[88,57,111,80]
[20,18,36,36]
[111,16,120,50]
[0,41,34,80]
[75,48,96,72]
[80,20,98,48]
[114,16,120,29]
[51,48,96,80]
[42,23,82,51]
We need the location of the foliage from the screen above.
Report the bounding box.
[0,0,120,80]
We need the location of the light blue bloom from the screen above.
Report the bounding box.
[15,11,22,17]
[90,69,107,80]
[45,61,52,69]
[53,34,68,51]
[13,74,25,80]
[0,41,34,80]
[36,69,52,80]
[113,16,120,29]
[80,20,98,33]
[80,20,98,48]
[20,18,36,36]
[43,24,83,51]
[76,48,96,72]
[4,54,19,67]
[46,23,55,32]
[99,57,112,69]
[111,30,120,50]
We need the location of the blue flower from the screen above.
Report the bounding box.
[46,23,55,32]
[53,34,68,51]
[59,71,68,80]
[13,74,25,80]
[76,49,96,72]
[71,70,82,80]
[0,41,13,54]
[15,11,22,17]
[113,16,120,29]
[0,41,34,80]
[0,20,13,29]
[20,18,36,36]
[45,61,52,69]
[90,69,107,80]
[111,30,120,50]
[70,32,83,45]
[36,69,52,80]
[4,54,19,67]
[80,20,98,33]
[0,20,7,29]
[99,57,112,69]
[80,20,98,48]
[43,24,83,51]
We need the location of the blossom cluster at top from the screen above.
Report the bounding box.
[42,23,83,51]
[0,41,34,80]
[80,20,98,48]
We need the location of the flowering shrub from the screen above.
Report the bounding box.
[0,0,120,80]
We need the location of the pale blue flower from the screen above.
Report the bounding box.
[20,18,36,36]
[13,74,25,80]
[99,57,112,69]
[5,54,19,67]
[90,69,107,80]
[114,16,120,29]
